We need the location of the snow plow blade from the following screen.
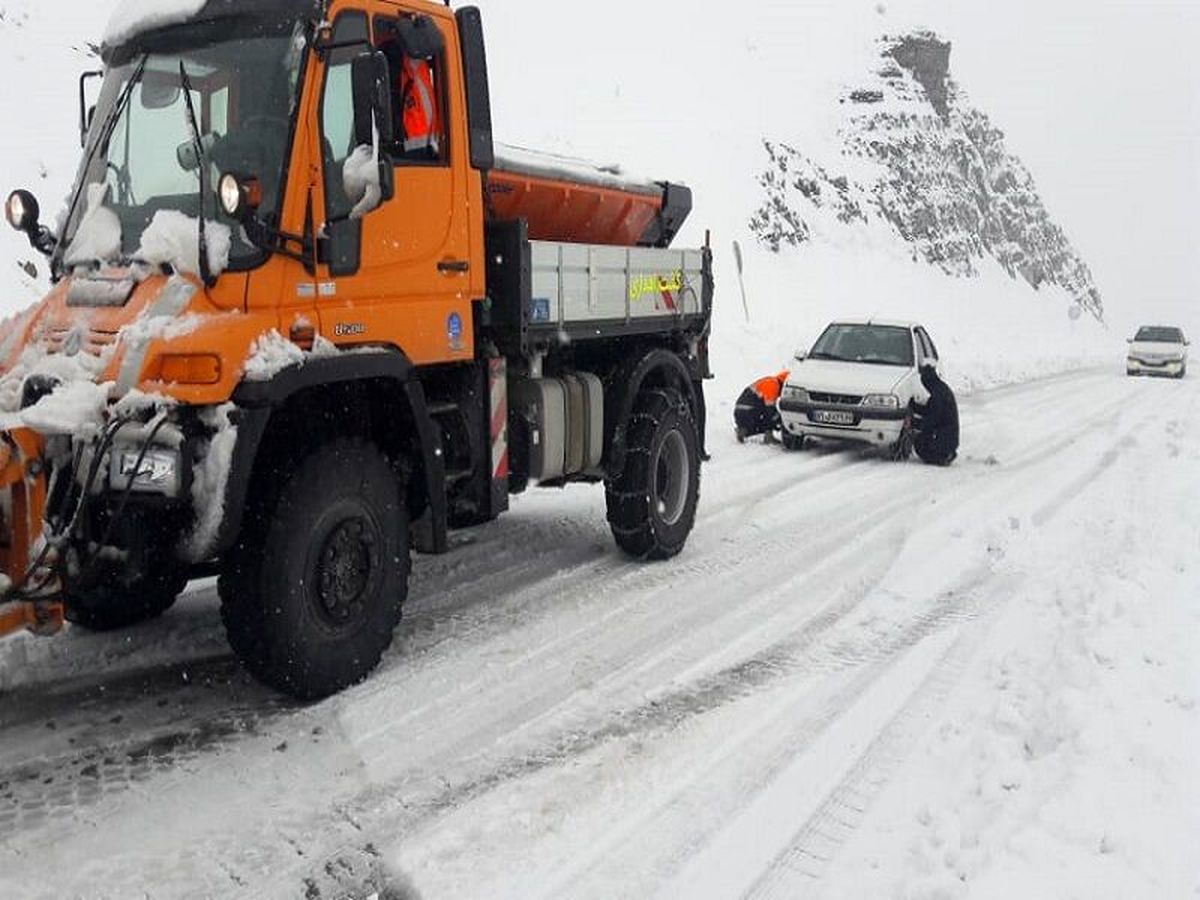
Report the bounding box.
[0,427,63,639]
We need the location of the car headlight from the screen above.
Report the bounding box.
[782,386,809,403]
[862,394,900,409]
[111,446,183,497]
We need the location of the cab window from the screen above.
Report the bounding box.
[375,15,448,166]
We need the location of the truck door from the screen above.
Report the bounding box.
[314,6,475,364]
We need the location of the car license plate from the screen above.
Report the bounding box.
[812,409,855,426]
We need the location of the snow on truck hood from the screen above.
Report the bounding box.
[788,358,908,396]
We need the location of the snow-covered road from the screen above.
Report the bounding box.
[1,368,1197,900]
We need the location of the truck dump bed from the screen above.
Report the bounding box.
[488,143,692,249]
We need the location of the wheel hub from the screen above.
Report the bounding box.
[317,518,378,623]
[652,430,690,527]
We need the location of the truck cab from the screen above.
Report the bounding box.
[0,0,713,699]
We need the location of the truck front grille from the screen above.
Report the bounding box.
[42,327,119,358]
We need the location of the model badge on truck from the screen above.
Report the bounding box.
[334,322,366,337]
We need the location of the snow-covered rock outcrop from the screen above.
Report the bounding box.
[750,32,1103,319]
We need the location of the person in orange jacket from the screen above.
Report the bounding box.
[398,55,441,157]
[735,370,790,443]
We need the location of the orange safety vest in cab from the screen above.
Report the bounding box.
[400,57,440,155]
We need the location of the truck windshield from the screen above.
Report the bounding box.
[809,324,915,367]
[60,20,306,271]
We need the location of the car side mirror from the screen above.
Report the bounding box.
[794,349,807,362]
[351,51,395,149]
[1127,338,1134,344]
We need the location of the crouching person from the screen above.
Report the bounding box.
[912,364,959,466]
[735,370,790,444]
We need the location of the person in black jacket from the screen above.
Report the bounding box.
[911,365,959,466]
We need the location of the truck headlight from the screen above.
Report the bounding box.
[112,447,182,497]
[862,394,900,410]
[782,386,809,403]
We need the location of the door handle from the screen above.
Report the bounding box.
[438,259,470,274]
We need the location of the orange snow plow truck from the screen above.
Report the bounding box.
[0,0,711,699]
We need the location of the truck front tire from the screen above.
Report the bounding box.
[606,388,701,561]
[219,438,410,701]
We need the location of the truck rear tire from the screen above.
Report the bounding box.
[65,564,186,632]
[606,388,701,561]
[219,438,410,701]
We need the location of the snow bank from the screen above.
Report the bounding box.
[137,210,232,279]
[103,0,205,47]
[343,145,382,221]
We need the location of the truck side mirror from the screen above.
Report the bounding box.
[351,51,394,149]
[6,189,56,256]
[6,190,40,235]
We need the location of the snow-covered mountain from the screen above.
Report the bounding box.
[750,32,1104,320]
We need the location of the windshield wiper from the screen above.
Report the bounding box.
[808,352,840,361]
[53,54,149,276]
[856,357,908,366]
[178,61,215,288]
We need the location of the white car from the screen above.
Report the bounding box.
[1127,326,1188,379]
[778,320,941,460]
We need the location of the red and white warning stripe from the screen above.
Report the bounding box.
[489,357,509,481]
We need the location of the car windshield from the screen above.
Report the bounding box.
[809,324,915,367]
[1134,327,1184,343]
[58,19,306,271]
